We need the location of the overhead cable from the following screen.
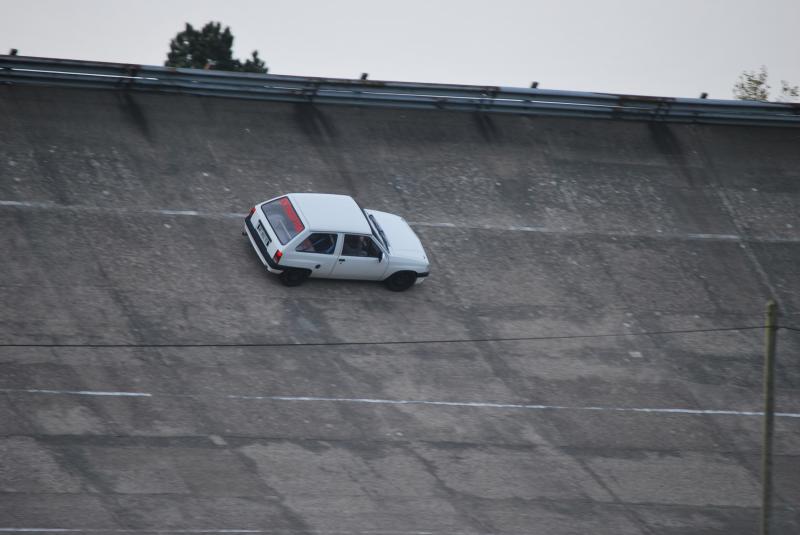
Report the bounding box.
[0,325,775,349]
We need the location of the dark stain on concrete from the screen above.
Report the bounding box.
[117,92,152,141]
[473,112,501,143]
[647,122,704,188]
[293,103,338,141]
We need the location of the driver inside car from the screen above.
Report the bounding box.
[343,235,369,256]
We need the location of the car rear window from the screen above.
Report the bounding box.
[261,197,305,245]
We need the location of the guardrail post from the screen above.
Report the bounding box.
[761,300,778,535]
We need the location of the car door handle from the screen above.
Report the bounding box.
[338,258,346,262]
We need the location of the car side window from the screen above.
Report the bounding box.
[342,234,381,258]
[296,233,338,255]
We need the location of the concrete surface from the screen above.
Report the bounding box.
[1,85,799,534]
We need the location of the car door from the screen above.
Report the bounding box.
[330,234,388,280]
[289,232,339,278]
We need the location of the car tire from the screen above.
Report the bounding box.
[279,268,310,287]
[385,271,416,292]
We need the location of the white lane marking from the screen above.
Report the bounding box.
[687,233,741,241]
[0,532,451,535]
[3,199,796,243]
[0,200,55,209]
[1,532,228,534]
[235,395,800,418]
[0,200,242,220]
[157,209,202,216]
[0,530,440,534]
[3,389,152,397]
[3,388,799,419]
[408,221,745,242]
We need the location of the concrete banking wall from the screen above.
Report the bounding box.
[1,84,799,534]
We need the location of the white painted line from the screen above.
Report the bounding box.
[0,530,441,534]
[0,532,254,535]
[0,531,294,534]
[3,388,798,419]
[0,531,79,533]
[3,199,797,243]
[1,389,152,397]
[0,200,242,221]
[687,233,741,241]
[408,221,747,242]
[410,221,457,228]
[235,395,800,419]
[157,209,201,216]
[0,200,55,209]
[0,531,81,533]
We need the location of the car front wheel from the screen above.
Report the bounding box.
[385,271,416,292]
[279,268,310,287]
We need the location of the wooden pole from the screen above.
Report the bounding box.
[761,300,778,535]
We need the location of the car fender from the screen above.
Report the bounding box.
[384,257,429,279]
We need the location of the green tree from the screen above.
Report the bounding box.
[241,50,267,73]
[165,22,267,73]
[779,79,800,102]
[733,66,798,102]
[733,66,770,101]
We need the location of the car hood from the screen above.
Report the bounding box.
[365,209,429,265]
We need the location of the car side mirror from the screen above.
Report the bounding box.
[378,250,384,262]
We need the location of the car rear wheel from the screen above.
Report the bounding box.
[385,271,416,292]
[279,268,310,287]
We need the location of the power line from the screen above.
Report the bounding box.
[0,325,772,349]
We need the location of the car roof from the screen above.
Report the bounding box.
[287,193,372,235]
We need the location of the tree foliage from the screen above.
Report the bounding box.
[779,79,800,102]
[165,22,267,73]
[733,66,770,101]
[733,66,798,102]
[240,50,267,73]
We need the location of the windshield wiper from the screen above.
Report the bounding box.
[368,214,390,251]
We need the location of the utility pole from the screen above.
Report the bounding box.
[761,300,778,535]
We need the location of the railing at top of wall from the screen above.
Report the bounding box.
[2,56,799,126]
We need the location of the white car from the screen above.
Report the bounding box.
[244,193,430,291]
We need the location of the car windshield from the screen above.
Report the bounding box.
[262,197,305,245]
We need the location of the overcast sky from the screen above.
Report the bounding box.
[1,0,798,100]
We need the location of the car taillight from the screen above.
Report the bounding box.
[273,250,282,263]
[249,207,256,215]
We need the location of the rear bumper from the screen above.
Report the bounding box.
[244,216,283,273]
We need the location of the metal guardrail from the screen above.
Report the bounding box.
[2,55,799,126]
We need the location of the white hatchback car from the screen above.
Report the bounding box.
[244,193,430,291]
